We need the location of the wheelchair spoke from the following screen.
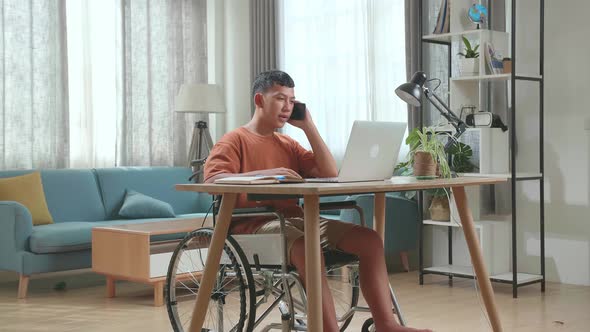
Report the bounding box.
[166,229,253,332]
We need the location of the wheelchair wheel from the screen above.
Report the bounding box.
[361,318,375,332]
[326,265,360,331]
[165,228,256,332]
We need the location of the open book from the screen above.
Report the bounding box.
[214,175,305,185]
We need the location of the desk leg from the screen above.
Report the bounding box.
[303,194,323,331]
[189,193,237,332]
[373,192,386,242]
[452,186,503,332]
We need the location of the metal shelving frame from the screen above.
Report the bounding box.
[417,0,545,298]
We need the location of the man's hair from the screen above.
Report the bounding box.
[252,70,295,98]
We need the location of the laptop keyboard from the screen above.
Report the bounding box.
[305,177,339,183]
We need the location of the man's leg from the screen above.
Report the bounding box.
[336,226,432,332]
[290,237,340,332]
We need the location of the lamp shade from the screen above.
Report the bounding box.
[394,71,428,107]
[175,83,226,113]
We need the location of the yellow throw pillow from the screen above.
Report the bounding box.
[0,172,53,226]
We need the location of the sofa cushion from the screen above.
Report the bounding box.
[94,167,211,219]
[28,213,208,254]
[0,169,107,222]
[119,190,176,218]
[0,172,53,225]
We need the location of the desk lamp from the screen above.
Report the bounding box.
[176,83,225,182]
[395,71,466,149]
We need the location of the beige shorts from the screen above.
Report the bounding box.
[254,217,358,261]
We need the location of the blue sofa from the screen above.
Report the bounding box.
[0,167,212,298]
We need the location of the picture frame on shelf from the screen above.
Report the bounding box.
[485,42,504,75]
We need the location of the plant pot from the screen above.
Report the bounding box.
[429,196,450,221]
[459,58,479,76]
[412,151,437,177]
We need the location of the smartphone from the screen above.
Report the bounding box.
[290,102,306,120]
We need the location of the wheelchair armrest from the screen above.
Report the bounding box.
[232,207,277,215]
[318,200,358,211]
[316,200,366,228]
[247,194,302,201]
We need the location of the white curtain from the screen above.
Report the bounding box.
[0,0,69,169]
[66,0,118,168]
[279,0,407,162]
[118,0,208,166]
[66,0,208,168]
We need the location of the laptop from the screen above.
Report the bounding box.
[306,121,406,183]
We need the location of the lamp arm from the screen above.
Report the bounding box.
[424,88,465,125]
[423,88,467,150]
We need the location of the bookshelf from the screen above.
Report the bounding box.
[417,0,545,298]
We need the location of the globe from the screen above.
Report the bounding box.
[468,4,488,25]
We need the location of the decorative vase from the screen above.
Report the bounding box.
[459,58,479,76]
[502,58,512,74]
[413,151,437,177]
[429,196,450,221]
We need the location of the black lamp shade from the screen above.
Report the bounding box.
[395,71,428,107]
[395,83,422,107]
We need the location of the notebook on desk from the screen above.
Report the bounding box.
[214,175,305,185]
[306,121,406,183]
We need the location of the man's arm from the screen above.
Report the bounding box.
[289,110,338,178]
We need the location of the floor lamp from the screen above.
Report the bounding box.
[176,83,225,182]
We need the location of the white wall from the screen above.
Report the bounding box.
[515,0,590,286]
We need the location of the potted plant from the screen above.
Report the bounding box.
[395,128,476,221]
[430,141,476,220]
[458,36,479,76]
[404,127,451,179]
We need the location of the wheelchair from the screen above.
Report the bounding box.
[165,195,405,331]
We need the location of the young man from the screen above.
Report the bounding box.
[204,70,431,332]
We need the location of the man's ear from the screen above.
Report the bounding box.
[254,93,265,109]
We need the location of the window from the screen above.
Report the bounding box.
[279,0,407,162]
[66,0,118,167]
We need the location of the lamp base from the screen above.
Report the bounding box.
[188,120,214,183]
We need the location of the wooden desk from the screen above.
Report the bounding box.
[176,176,507,332]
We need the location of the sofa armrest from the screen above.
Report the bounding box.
[0,201,34,271]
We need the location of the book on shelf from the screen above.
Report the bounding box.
[214,175,305,185]
[485,42,504,75]
[433,0,450,34]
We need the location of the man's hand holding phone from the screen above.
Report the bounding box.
[289,102,306,120]
[288,102,314,130]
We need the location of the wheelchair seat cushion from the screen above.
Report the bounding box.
[254,217,360,264]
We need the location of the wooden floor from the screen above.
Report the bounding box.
[0,271,587,331]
